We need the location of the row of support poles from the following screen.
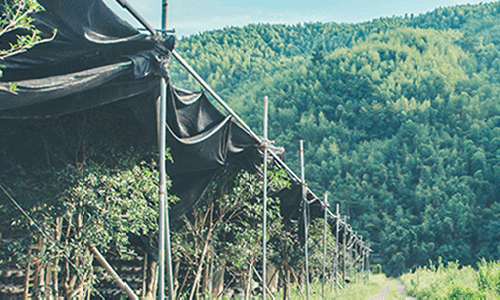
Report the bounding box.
[262,96,269,300]
[109,2,378,298]
[326,206,373,294]
[171,39,375,300]
[299,140,310,300]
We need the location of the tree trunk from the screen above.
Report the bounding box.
[146,260,158,299]
[142,253,148,299]
[23,249,32,300]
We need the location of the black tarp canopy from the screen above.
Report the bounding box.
[0,0,343,241]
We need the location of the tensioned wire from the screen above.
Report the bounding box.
[0,182,106,299]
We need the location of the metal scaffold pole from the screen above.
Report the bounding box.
[111,2,174,297]
[262,96,269,300]
[322,194,328,299]
[159,1,174,298]
[300,140,310,300]
[367,243,371,282]
[343,217,347,288]
[349,238,353,282]
[333,204,339,293]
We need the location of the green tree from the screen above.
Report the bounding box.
[0,0,56,78]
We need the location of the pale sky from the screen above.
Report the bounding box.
[103,0,499,37]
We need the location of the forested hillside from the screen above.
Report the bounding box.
[169,2,500,275]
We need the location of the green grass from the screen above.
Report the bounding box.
[273,273,388,299]
[400,259,500,299]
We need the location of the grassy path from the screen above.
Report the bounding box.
[366,279,416,300]
[274,274,415,299]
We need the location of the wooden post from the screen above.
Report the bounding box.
[300,140,310,300]
[53,217,62,298]
[262,96,269,300]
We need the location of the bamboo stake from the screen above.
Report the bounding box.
[245,259,255,300]
[189,214,213,300]
[203,257,212,299]
[262,95,269,300]
[89,244,138,300]
[252,266,276,300]
[53,217,62,298]
[290,269,304,300]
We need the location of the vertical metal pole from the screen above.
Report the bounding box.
[342,217,346,288]
[322,194,327,299]
[300,140,310,300]
[362,246,365,283]
[162,0,168,30]
[358,243,361,283]
[355,244,358,283]
[359,237,363,284]
[262,96,269,300]
[159,76,167,300]
[349,241,354,283]
[160,1,174,299]
[333,204,339,293]
[367,244,371,282]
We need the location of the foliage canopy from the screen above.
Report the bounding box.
[170,1,500,276]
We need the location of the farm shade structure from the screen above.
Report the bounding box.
[0,0,371,297]
[0,0,332,229]
[0,0,257,216]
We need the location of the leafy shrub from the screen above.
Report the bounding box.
[400,257,500,298]
[372,264,382,274]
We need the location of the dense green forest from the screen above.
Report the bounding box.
[170,1,500,276]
